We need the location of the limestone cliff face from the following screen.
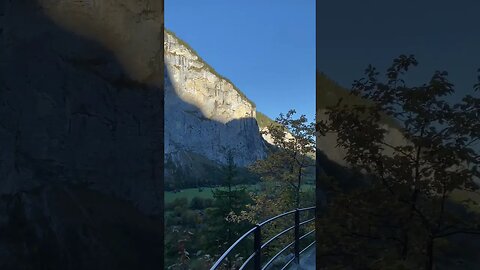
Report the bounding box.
[164,30,266,187]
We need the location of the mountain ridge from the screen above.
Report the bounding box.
[316,71,407,167]
[165,29,256,107]
[317,71,401,129]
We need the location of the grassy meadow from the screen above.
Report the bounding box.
[165,183,315,204]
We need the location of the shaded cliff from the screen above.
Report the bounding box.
[164,30,267,189]
[0,1,163,269]
[316,72,407,167]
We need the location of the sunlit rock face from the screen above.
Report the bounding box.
[259,126,296,146]
[164,30,267,187]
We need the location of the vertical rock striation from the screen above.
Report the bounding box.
[164,30,267,188]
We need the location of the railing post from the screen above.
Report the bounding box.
[294,208,300,265]
[254,224,261,270]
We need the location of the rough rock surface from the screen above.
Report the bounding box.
[260,126,296,146]
[164,30,267,187]
[0,0,163,269]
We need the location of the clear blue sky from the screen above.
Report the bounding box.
[165,0,316,123]
[317,0,480,103]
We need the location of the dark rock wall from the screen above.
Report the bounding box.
[0,1,164,269]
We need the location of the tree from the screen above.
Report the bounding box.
[317,55,480,269]
[204,149,252,269]
[251,110,316,209]
[223,111,316,261]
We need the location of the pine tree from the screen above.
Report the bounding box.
[205,149,252,268]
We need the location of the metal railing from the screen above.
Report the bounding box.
[210,206,316,270]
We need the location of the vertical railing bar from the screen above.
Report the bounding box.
[294,208,300,265]
[254,224,261,270]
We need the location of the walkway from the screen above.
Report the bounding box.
[287,245,315,270]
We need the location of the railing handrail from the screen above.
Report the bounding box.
[257,209,296,227]
[209,227,258,270]
[210,206,316,270]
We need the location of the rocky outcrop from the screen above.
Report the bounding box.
[259,126,297,146]
[0,0,163,269]
[164,30,267,188]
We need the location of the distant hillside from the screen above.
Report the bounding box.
[316,72,406,167]
[256,111,316,165]
[317,72,401,129]
[256,111,281,129]
[317,72,369,109]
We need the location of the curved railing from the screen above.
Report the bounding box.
[210,206,316,270]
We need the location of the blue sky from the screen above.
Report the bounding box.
[317,0,480,103]
[165,0,316,123]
